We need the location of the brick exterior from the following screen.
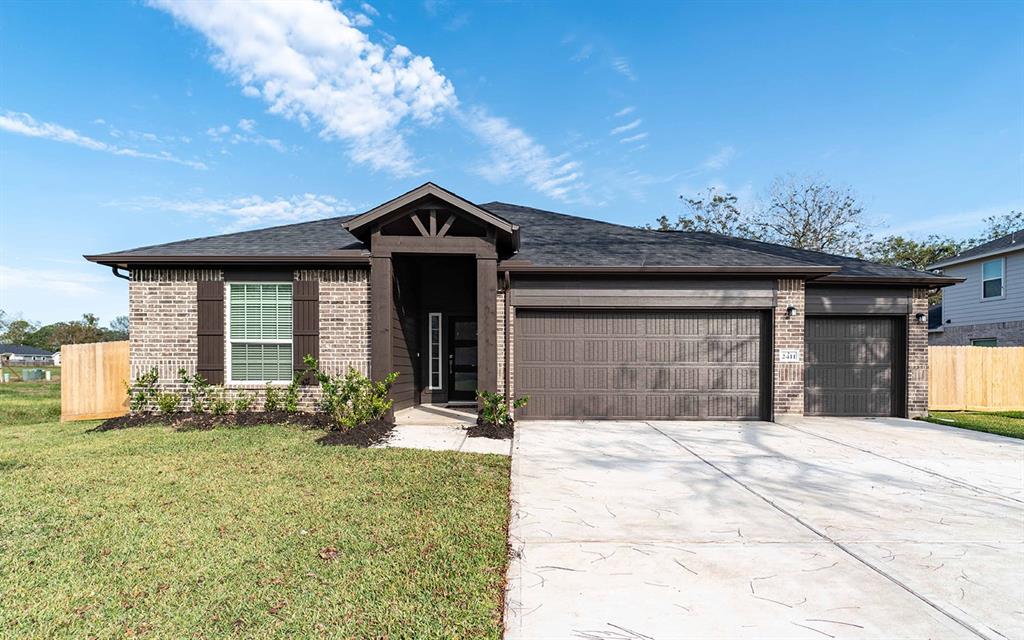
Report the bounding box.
[497,289,515,400]
[907,288,929,418]
[928,319,1024,347]
[128,268,370,412]
[773,278,806,417]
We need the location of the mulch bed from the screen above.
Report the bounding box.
[90,411,335,433]
[466,421,514,440]
[315,419,393,448]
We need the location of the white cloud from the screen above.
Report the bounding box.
[702,145,736,170]
[110,193,356,231]
[570,44,594,62]
[149,0,457,176]
[611,57,636,81]
[462,108,586,202]
[613,106,635,117]
[610,118,641,135]
[349,12,373,27]
[619,132,648,144]
[361,3,379,17]
[0,265,107,298]
[206,120,286,152]
[0,111,207,169]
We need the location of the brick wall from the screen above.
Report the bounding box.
[907,288,929,417]
[128,267,371,412]
[773,278,806,417]
[497,290,514,399]
[928,320,1024,347]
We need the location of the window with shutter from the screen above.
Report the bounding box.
[227,283,294,382]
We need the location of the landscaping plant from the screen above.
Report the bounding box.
[209,388,231,416]
[302,355,398,430]
[178,368,212,412]
[263,383,283,412]
[155,391,181,415]
[233,391,255,413]
[124,367,159,412]
[476,390,529,428]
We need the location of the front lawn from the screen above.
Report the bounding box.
[0,421,511,638]
[924,411,1024,440]
[0,379,61,426]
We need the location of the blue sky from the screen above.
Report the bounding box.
[1,0,1021,324]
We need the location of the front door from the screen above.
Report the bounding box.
[447,316,477,403]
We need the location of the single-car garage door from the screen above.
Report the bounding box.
[515,310,765,420]
[804,316,903,417]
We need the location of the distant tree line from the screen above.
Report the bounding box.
[653,174,1023,273]
[0,311,128,353]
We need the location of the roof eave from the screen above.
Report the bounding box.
[816,274,964,286]
[497,263,841,277]
[84,252,372,268]
[927,244,1023,270]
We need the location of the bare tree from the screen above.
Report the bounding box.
[653,187,755,238]
[749,175,871,257]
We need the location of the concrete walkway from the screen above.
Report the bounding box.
[506,419,1024,639]
[383,405,511,455]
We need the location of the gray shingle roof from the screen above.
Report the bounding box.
[86,199,954,283]
[0,344,52,356]
[927,229,1024,269]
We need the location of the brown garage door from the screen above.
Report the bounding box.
[804,316,902,416]
[515,310,765,420]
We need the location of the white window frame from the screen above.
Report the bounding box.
[980,257,1005,301]
[225,282,294,385]
[428,312,443,390]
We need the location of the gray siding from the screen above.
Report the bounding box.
[941,250,1024,327]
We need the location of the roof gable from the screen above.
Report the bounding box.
[927,229,1024,269]
[343,182,517,241]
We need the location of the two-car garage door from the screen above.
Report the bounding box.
[515,310,765,420]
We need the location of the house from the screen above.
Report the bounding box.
[0,344,54,365]
[85,182,956,420]
[927,229,1024,346]
[52,351,61,366]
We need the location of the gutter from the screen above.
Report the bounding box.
[816,274,965,286]
[496,263,841,277]
[927,244,1023,270]
[83,252,372,268]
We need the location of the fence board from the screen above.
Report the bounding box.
[60,341,130,421]
[929,346,1024,411]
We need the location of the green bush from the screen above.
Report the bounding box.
[155,391,181,415]
[263,383,282,412]
[124,367,158,412]
[283,377,301,414]
[477,390,528,428]
[209,388,231,416]
[233,391,255,413]
[303,355,398,430]
[178,368,212,412]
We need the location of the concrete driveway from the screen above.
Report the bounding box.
[505,417,1024,640]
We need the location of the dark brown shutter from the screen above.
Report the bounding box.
[293,280,319,384]
[197,281,225,384]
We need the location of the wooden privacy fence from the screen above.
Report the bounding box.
[929,346,1024,411]
[61,341,130,422]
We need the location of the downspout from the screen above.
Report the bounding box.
[111,266,130,280]
[503,270,511,406]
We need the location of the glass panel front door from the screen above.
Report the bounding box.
[448,317,477,402]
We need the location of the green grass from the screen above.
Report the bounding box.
[0,380,61,426]
[924,411,1024,440]
[0,420,511,638]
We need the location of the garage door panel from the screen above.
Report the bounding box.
[805,316,898,417]
[516,310,764,420]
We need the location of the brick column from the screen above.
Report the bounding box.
[773,278,806,418]
[907,288,929,418]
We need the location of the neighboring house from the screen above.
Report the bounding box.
[85,182,956,420]
[0,344,54,365]
[927,230,1024,346]
[52,351,61,366]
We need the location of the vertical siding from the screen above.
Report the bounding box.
[941,251,1024,326]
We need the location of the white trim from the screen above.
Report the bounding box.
[225,281,294,385]
[980,257,1005,301]
[428,312,442,390]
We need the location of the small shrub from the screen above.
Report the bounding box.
[124,367,159,412]
[263,383,282,413]
[178,368,212,413]
[477,390,528,428]
[155,391,181,415]
[233,391,255,413]
[283,377,301,414]
[209,388,231,416]
[303,355,398,430]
